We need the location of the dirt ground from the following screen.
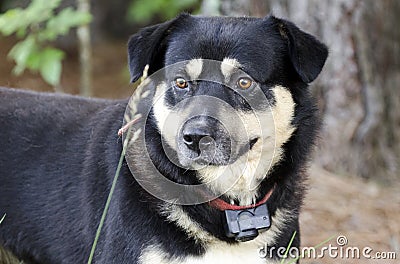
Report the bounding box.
[301,165,399,263]
[1,37,399,263]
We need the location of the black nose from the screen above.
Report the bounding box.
[182,127,214,154]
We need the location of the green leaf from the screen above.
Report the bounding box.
[24,0,62,25]
[39,48,64,86]
[26,51,43,71]
[43,8,92,41]
[0,0,90,86]
[0,0,62,37]
[127,0,161,23]
[127,0,198,23]
[0,8,26,36]
[8,37,37,75]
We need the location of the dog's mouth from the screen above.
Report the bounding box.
[249,137,259,150]
[208,184,275,211]
[235,136,259,157]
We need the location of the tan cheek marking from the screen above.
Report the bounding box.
[221,58,241,83]
[186,59,203,80]
[152,82,169,130]
[152,82,180,150]
[271,85,296,147]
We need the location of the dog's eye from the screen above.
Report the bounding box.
[237,77,252,89]
[175,77,188,89]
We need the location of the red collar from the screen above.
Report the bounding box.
[209,186,275,211]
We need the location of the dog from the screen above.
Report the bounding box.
[0,14,328,263]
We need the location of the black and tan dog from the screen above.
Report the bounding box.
[0,14,327,263]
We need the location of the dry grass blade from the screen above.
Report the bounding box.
[87,65,149,264]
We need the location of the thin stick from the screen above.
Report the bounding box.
[286,234,336,264]
[280,231,297,264]
[0,213,5,224]
[87,65,148,263]
[87,140,127,264]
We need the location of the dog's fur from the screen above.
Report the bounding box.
[0,14,327,263]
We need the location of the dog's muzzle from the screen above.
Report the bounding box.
[178,116,230,166]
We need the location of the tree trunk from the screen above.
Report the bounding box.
[218,0,400,181]
[77,0,93,97]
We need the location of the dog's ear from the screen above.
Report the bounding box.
[128,13,190,83]
[270,16,328,83]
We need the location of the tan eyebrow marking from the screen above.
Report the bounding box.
[185,59,203,80]
[221,58,241,83]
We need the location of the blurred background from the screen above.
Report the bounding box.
[0,0,399,263]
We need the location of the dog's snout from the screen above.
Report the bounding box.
[178,116,231,165]
[182,127,214,154]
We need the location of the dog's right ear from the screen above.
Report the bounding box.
[128,13,190,83]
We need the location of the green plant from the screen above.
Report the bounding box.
[127,0,200,24]
[0,0,91,87]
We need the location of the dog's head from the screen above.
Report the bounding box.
[127,14,327,206]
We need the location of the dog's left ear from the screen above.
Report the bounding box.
[128,13,190,83]
[270,16,328,83]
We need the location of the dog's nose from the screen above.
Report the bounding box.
[182,128,214,154]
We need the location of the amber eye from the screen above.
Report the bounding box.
[237,77,252,89]
[175,77,188,89]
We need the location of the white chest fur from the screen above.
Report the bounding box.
[139,209,291,264]
[139,239,280,264]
